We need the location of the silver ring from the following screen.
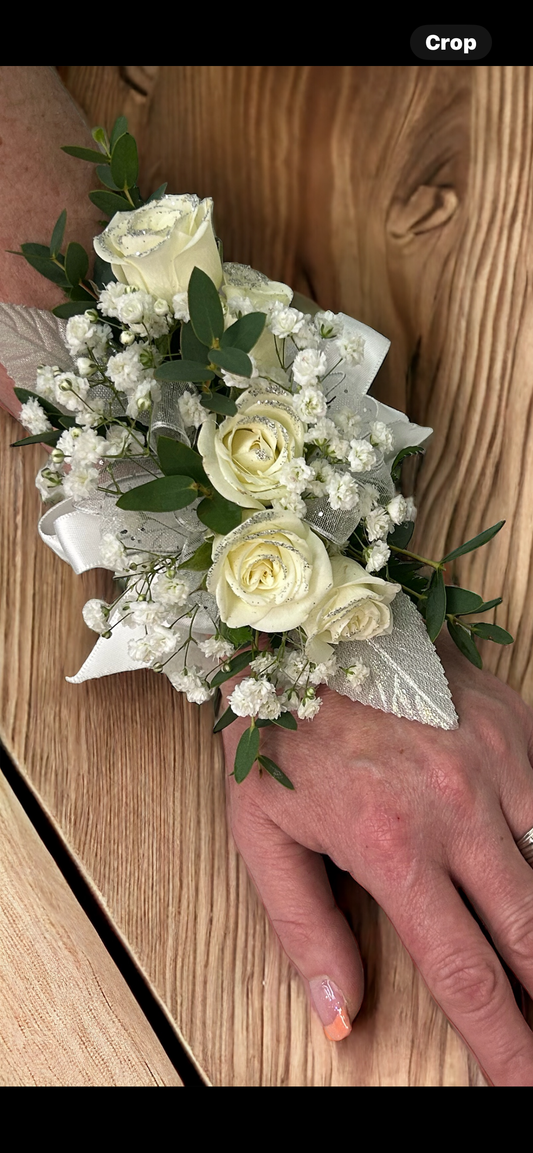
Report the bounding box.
[516,826,533,867]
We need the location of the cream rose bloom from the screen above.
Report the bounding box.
[304,555,400,647]
[198,390,305,509]
[93,194,222,304]
[207,510,333,631]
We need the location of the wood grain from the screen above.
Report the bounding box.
[0,765,181,1086]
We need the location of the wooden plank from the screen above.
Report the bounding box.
[0,763,182,1086]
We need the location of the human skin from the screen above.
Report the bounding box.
[3,66,533,1087]
[222,632,533,1086]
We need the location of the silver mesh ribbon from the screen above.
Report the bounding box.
[304,497,362,545]
[329,592,458,730]
[149,381,190,449]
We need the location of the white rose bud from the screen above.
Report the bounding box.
[93,194,223,304]
[304,555,399,645]
[207,510,333,632]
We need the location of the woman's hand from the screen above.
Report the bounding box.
[222,632,533,1085]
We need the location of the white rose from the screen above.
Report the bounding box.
[198,390,305,509]
[222,262,293,314]
[207,510,333,631]
[93,194,222,304]
[304,555,399,645]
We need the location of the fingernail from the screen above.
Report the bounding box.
[309,976,352,1041]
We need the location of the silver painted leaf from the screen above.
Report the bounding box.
[329,591,458,729]
[0,303,74,389]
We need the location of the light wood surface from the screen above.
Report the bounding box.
[6,63,533,1085]
[0,765,181,1086]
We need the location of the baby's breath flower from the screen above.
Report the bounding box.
[35,365,59,399]
[99,533,127,571]
[172,667,214,704]
[308,656,337,685]
[327,471,361,511]
[345,659,370,688]
[152,572,190,608]
[370,421,394,454]
[229,677,281,719]
[82,599,111,634]
[269,303,305,338]
[292,348,327,388]
[348,438,378,473]
[387,494,408,525]
[335,330,365,366]
[404,495,417,522]
[178,389,209,427]
[172,291,190,321]
[198,637,236,661]
[297,690,322,720]
[315,310,343,339]
[364,541,390,573]
[366,507,392,542]
[19,397,52,435]
[292,385,327,423]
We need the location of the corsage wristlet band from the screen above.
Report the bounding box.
[0,117,513,789]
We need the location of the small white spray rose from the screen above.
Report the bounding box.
[207,510,333,631]
[93,194,222,304]
[304,555,399,645]
[198,390,305,508]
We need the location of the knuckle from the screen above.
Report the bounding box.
[431,947,504,1019]
[498,903,533,966]
[427,753,476,813]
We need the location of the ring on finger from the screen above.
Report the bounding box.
[515,825,533,866]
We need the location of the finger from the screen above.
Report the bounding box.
[383,865,533,1086]
[231,806,364,1041]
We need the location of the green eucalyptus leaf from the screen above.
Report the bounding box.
[447,620,483,668]
[93,254,116,290]
[181,321,209,364]
[57,415,77,428]
[157,436,209,485]
[89,190,131,216]
[220,312,266,353]
[154,360,215,384]
[62,145,108,164]
[210,650,252,688]
[425,568,446,641]
[272,712,298,731]
[11,430,61,447]
[218,623,253,649]
[209,347,252,377]
[188,267,224,346]
[234,725,260,783]
[110,133,139,191]
[199,392,237,416]
[52,301,93,319]
[387,521,415,550]
[68,285,94,302]
[391,445,424,484]
[441,522,505,564]
[110,115,128,151]
[212,707,238,734]
[257,755,294,789]
[21,253,69,286]
[50,210,66,258]
[445,587,484,616]
[96,164,120,191]
[471,622,514,645]
[178,540,213,571]
[116,475,197,512]
[475,596,503,614]
[146,183,168,203]
[91,127,110,152]
[197,491,242,534]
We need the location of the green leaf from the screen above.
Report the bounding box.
[441,521,505,564]
[471,622,514,645]
[20,253,69,286]
[475,596,503,614]
[220,312,266,353]
[391,445,424,484]
[11,430,61,447]
[20,243,52,258]
[212,707,238,734]
[50,209,66,258]
[91,126,110,153]
[210,650,252,688]
[96,164,120,191]
[387,520,415,550]
[154,360,215,384]
[445,587,484,616]
[209,347,253,377]
[199,392,237,416]
[110,133,139,191]
[57,415,77,429]
[156,436,209,485]
[116,475,197,512]
[69,285,94,302]
[234,725,260,783]
[447,620,483,668]
[62,145,108,163]
[257,755,294,789]
[181,322,209,364]
[14,388,64,416]
[188,266,224,346]
[272,712,298,731]
[52,301,92,319]
[146,183,168,203]
[425,568,446,641]
[64,242,89,286]
[110,115,128,151]
[197,491,242,534]
[218,623,253,649]
[178,540,213,571]
[89,190,131,217]
[93,253,116,290]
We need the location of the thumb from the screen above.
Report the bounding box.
[230,803,364,1040]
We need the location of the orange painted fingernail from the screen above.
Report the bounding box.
[309,976,352,1041]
